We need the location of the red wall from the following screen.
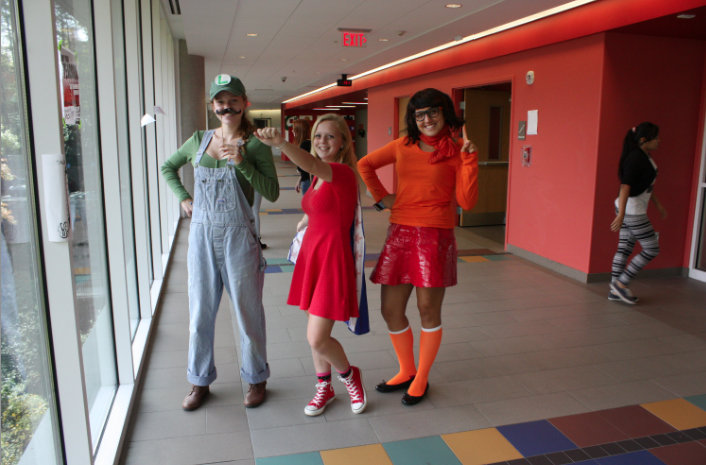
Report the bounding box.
[590,33,706,273]
[369,34,607,273]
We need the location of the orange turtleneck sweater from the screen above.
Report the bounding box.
[358,137,479,229]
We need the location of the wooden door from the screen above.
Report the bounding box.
[460,88,511,227]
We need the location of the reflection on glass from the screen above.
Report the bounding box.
[1,0,63,463]
[697,189,706,271]
[111,0,140,338]
[55,0,117,450]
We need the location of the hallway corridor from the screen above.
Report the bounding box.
[119,161,706,465]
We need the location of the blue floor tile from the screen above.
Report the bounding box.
[255,452,323,465]
[265,266,282,273]
[498,420,577,457]
[383,436,462,465]
[595,450,666,465]
[483,254,512,261]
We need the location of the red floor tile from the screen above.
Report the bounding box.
[549,412,629,447]
[598,405,676,438]
[649,442,706,465]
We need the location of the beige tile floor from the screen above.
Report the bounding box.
[120,161,706,464]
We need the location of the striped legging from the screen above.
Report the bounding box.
[612,210,660,285]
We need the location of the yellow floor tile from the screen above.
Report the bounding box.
[321,444,393,465]
[641,398,706,430]
[460,256,490,263]
[442,428,523,465]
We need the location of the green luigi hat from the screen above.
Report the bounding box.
[209,74,246,100]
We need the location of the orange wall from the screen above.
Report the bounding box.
[591,33,706,273]
[369,34,606,273]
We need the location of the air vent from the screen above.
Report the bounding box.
[168,0,181,15]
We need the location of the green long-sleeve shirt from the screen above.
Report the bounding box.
[161,130,280,206]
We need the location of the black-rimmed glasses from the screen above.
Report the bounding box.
[414,107,440,121]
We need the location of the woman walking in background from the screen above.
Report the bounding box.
[610,122,666,304]
[358,88,478,405]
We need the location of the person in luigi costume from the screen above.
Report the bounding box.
[161,75,279,410]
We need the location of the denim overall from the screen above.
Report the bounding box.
[187,130,269,386]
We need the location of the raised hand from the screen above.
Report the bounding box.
[220,138,244,165]
[461,126,477,153]
[254,127,286,148]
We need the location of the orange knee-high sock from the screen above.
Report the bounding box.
[407,325,442,397]
[387,326,417,385]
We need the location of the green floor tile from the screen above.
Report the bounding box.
[280,265,295,272]
[686,394,706,412]
[256,452,323,465]
[482,254,512,261]
[383,436,462,465]
[266,258,291,265]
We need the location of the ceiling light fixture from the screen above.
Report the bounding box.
[342,102,368,105]
[313,108,339,110]
[340,58,348,61]
[378,38,389,42]
[284,0,599,104]
[239,56,246,59]
[246,33,258,37]
[677,14,696,19]
[445,4,462,8]
[326,105,356,108]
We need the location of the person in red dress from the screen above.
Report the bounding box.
[358,88,479,405]
[254,114,367,416]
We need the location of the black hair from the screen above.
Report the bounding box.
[404,88,465,145]
[618,122,659,179]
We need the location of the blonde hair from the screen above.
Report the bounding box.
[293,118,311,147]
[310,114,357,173]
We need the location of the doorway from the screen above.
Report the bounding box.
[458,83,512,245]
[689,117,706,282]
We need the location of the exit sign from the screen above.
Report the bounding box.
[342,32,367,47]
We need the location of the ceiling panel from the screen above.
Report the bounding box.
[188,0,607,104]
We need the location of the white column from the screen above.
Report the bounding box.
[22,0,93,463]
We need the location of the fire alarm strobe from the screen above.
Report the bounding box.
[526,70,535,85]
[337,74,353,87]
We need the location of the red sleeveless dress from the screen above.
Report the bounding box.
[287,163,359,321]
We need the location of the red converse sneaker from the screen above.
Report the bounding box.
[304,380,335,416]
[338,366,367,414]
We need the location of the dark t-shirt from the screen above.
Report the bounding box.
[297,140,312,182]
[620,148,657,197]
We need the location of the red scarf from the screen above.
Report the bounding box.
[419,126,458,164]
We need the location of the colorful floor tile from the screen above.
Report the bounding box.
[256,451,323,465]
[497,420,577,457]
[550,412,629,447]
[686,394,706,412]
[642,399,706,431]
[320,444,392,465]
[383,436,462,465]
[597,405,676,438]
[650,441,706,465]
[460,256,490,263]
[257,395,706,465]
[442,428,523,465]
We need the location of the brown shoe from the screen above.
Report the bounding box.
[182,385,209,411]
[244,381,267,408]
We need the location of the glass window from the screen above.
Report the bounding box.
[111,0,140,338]
[1,0,63,463]
[55,0,118,450]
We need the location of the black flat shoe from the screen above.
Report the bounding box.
[259,239,267,250]
[375,376,415,393]
[401,383,429,406]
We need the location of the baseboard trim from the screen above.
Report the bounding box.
[506,244,687,283]
[506,244,589,282]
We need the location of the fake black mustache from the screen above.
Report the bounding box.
[215,108,242,115]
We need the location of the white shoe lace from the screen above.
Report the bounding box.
[340,373,363,403]
[308,382,330,408]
